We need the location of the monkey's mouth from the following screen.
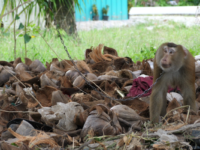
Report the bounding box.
[161,63,171,68]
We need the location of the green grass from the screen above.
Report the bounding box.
[0,20,200,64]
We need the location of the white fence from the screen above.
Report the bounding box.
[0,0,45,29]
[129,6,200,16]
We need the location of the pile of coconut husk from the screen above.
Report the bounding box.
[0,44,200,150]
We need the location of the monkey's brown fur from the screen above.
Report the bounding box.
[150,42,196,123]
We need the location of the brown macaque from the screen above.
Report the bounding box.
[150,42,196,123]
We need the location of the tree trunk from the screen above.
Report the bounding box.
[44,0,54,28]
[54,0,77,36]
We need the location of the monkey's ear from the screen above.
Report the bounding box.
[181,46,188,58]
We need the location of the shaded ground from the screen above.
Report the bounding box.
[0,43,200,149]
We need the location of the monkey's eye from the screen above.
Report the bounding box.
[169,50,174,54]
[164,49,167,53]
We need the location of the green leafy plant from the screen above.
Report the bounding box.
[128,0,134,12]
[102,5,109,15]
[92,4,98,16]
[140,46,157,60]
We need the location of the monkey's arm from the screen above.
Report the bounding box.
[153,57,163,82]
[150,57,166,123]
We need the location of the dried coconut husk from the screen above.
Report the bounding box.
[111,105,148,122]
[112,78,130,88]
[84,48,92,60]
[4,76,16,88]
[0,106,23,125]
[13,82,24,97]
[89,61,113,74]
[89,44,104,63]
[122,85,132,93]
[139,107,149,118]
[103,53,119,61]
[72,76,86,89]
[132,61,142,71]
[29,60,46,73]
[13,57,22,68]
[121,79,134,89]
[91,78,127,90]
[80,107,122,139]
[0,61,13,67]
[120,98,149,114]
[46,62,50,70]
[18,92,30,108]
[83,100,105,108]
[19,143,35,150]
[103,46,118,56]
[51,133,80,147]
[140,60,153,76]
[22,76,40,87]
[50,63,66,76]
[59,59,73,71]
[105,81,119,98]
[15,63,33,81]
[113,57,133,71]
[98,80,111,91]
[60,87,79,96]
[0,65,15,86]
[45,71,60,82]
[48,58,72,75]
[8,128,58,148]
[25,57,32,66]
[85,48,95,64]
[89,44,114,63]
[18,71,33,82]
[51,90,69,106]
[40,74,58,88]
[36,86,57,107]
[164,98,182,123]
[71,93,95,103]
[117,69,135,79]
[65,70,80,83]
[73,109,90,127]
[73,73,98,89]
[15,63,29,73]
[0,93,9,109]
[81,80,103,92]
[125,57,134,67]
[40,71,61,88]
[59,75,73,88]
[90,104,110,114]
[167,98,182,114]
[71,60,91,74]
[181,114,200,124]
[105,70,118,76]
[97,75,118,80]
[0,142,22,150]
[91,90,104,100]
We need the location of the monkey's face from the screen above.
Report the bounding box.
[156,43,186,72]
[159,46,176,72]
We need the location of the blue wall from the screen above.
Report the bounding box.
[75,0,128,21]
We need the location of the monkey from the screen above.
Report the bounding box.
[150,42,196,123]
